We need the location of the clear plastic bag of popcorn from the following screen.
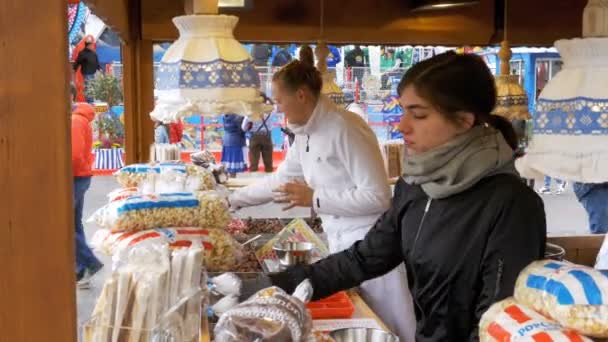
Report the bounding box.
[214,282,313,342]
[597,234,608,270]
[114,162,216,191]
[479,297,592,342]
[163,228,245,272]
[88,191,230,232]
[91,227,244,273]
[514,260,608,338]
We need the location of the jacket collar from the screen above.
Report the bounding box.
[289,96,335,135]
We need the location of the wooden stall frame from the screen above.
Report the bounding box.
[0,0,76,340]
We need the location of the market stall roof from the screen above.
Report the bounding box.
[80,0,587,46]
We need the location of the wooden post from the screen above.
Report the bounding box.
[0,0,76,341]
[498,40,512,76]
[123,39,155,163]
[185,0,219,15]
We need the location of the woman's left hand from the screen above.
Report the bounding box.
[273,180,314,211]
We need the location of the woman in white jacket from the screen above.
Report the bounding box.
[229,60,416,341]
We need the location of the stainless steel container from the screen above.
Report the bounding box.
[272,242,314,267]
[330,328,400,342]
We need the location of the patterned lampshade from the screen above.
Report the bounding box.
[494,75,531,120]
[150,15,269,123]
[516,37,608,183]
[492,40,531,121]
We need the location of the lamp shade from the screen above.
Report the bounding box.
[150,15,268,123]
[493,75,531,120]
[516,38,608,183]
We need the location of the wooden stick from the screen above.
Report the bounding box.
[185,0,219,15]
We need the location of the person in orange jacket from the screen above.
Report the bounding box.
[71,103,103,288]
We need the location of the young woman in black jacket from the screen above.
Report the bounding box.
[269,52,547,342]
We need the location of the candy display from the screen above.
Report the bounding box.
[514,260,608,338]
[228,217,325,239]
[214,281,314,342]
[114,162,216,191]
[89,191,230,232]
[479,297,592,342]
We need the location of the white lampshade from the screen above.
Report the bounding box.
[150,15,269,123]
[516,37,608,183]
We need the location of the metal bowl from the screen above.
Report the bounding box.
[272,242,314,267]
[330,328,400,342]
[545,242,566,261]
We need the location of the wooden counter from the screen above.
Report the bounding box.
[200,290,389,341]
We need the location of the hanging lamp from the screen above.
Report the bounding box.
[314,0,346,107]
[516,0,608,183]
[492,0,531,121]
[150,0,269,123]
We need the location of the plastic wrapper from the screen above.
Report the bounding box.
[597,234,608,270]
[114,163,216,191]
[514,260,608,338]
[190,150,217,166]
[214,281,313,342]
[190,150,230,184]
[93,227,244,273]
[479,297,592,342]
[88,191,230,232]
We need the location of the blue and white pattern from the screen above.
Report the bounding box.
[221,146,246,173]
[117,162,187,174]
[156,59,260,91]
[94,148,124,170]
[115,193,199,214]
[523,261,608,306]
[534,97,608,135]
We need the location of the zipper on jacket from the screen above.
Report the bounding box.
[412,198,432,252]
[410,198,432,322]
[306,134,310,152]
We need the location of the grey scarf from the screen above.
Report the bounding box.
[403,125,518,199]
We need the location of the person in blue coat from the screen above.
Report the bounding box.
[326,45,342,68]
[221,114,247,177]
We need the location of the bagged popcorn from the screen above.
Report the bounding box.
[89,191,230,232]
[514,260,608,338]
[114,163,215,191]
[479,297,592,342]
[597,234,608,270]
[92,228,244,272]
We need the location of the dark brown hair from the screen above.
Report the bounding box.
[272,60,322,97]
[298,45,315,68]
[397,51,518,149]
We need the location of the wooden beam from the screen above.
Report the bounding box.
[507,0,586,46]
[83,0,131,42]
[142,0,495,45]
[123,38,155,163]
[0,0,76,341]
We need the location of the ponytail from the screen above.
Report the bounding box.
[299,45,315,68]
[488,114,518,150]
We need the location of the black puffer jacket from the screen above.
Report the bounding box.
[271,174,546,341]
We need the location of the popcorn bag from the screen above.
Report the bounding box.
[114,163,216,191]
[514,260,608,338]
[92,228,244,272]
[479,298,592,342]
[89,191,230,232]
